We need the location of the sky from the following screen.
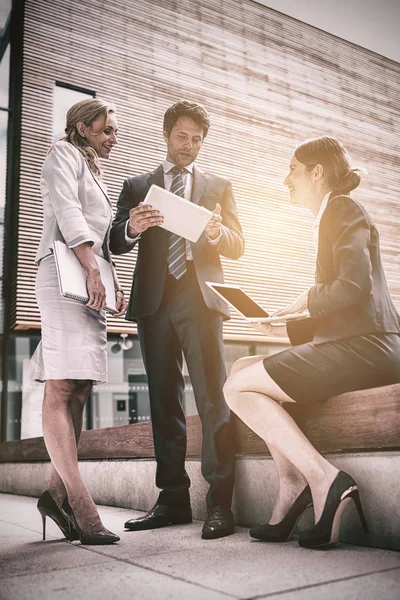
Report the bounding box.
[256,0,400,63]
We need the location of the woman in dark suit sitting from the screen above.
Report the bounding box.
[223,137,400,548]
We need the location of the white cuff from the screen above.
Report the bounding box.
[206,228,222,245]
[125,221,140,244]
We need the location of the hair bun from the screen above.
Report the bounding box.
[334,169,361,194]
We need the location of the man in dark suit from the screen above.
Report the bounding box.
[110,100,244,539]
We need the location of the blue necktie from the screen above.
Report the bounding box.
[167,167,187,280]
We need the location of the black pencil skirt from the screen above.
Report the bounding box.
[263,333,400,404]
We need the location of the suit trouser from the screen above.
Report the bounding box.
[137,263,235,509]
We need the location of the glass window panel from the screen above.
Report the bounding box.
[87,340,255,428]
[53,85,94,141]
[10,333,289,440]
[0,215,3,266]
[6,335,41,440]
[224,342,252,372]
[91,338,150,430]
[0,110,8,211]
[0,44,8,341]
[0,41,9,425]
[0,0,11,38]
[0,44,10,109]
[0,277,3,335]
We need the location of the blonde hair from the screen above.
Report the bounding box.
[62,98,115,177]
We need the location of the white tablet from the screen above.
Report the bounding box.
[143,184,213,243]
[205,282,270,320]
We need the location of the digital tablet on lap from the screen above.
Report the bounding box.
[205,282,270,321]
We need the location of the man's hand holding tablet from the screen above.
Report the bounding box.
[142,185,213,243]
[127,202,164,237]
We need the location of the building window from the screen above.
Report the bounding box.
[6,334,289,439]
[53,83,95,141]
[0,1,11,39]
[0,43,10,335]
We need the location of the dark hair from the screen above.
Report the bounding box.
[163,100,210,138]
[294,136,361,194]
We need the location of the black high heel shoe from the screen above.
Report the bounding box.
[62,498,120,545]
[298,471,369,549]
[250,485,313,542]
[37,490,78,541]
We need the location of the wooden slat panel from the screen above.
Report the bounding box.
[235,383,400,454]
[11,0,400,340]
[1,384,399,462]
[0,415,200,462]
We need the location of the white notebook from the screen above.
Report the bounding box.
[53,241,118,314]
[142,184,213,243]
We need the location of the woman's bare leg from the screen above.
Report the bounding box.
[229,356,308,523]
[267,445,308,523]
[42,379,105,533]
[229,354,269,376]
[223,360,338,522]
[46,380,91,508]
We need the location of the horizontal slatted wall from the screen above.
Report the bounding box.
[14,0,400,339]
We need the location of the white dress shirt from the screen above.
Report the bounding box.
[125,159,221,254]
[313,191,331,251]
[302,191,332,315]
[163,159,195,259]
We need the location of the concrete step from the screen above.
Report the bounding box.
[1,451,399,551]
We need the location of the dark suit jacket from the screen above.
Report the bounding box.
[291,193,400,345]
[110,164,244,320]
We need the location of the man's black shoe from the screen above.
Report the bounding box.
[202,505,235,539]
[124,504,192,531]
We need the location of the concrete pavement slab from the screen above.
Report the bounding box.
[133,538,400,598]
[2,493,400,600]
[0,492,130,542]
[0,533,112,579]
[0,520,46,545]
[260,566,400,600]
[0,493,42,527]
[0,495,118,580]
[1,512,76,544]
[0,560,236,600]
[79,507,247,561]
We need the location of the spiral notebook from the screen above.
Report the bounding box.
[53,241,118,314]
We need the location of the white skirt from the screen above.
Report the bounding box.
[30,254,108,385]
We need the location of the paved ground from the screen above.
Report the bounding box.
[0,493,399,600]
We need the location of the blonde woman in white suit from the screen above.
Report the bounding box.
[31,99,127,545]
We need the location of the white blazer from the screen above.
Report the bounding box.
[36,140,113,264]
